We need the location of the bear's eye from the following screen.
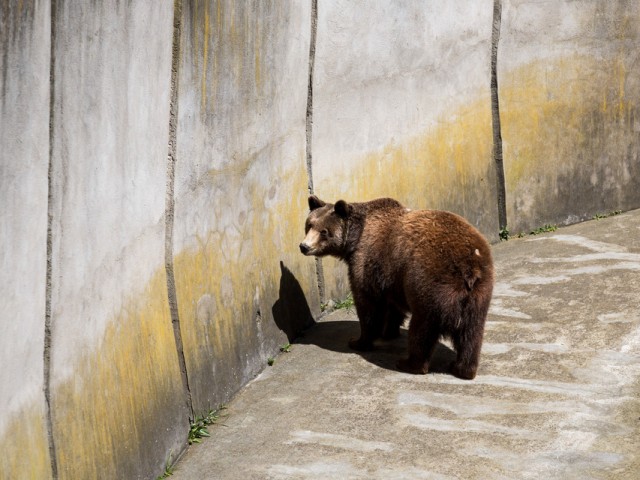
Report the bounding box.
[320,229,329,238]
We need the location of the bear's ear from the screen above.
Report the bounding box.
[308,195,326,211]
[334,200,351,218]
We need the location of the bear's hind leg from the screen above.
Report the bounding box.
[396,311,440,375]
[450,298,489,380]
[450,330,483,380]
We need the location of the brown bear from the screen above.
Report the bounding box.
[300,195,494,379]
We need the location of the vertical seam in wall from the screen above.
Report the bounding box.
[305,0,325,304]
[491,0,508,231]
[305,0,317,195]
[44,1,59,478]
[165,0,194,420]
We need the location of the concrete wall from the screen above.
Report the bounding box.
[314,0,497,226]
[1,1,639,479]
[173,0,316,414]
[500,0,640,233]
[46,2,188,479]
[0,2,52,478]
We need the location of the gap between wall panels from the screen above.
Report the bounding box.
[44,1,59,478]
[165,0,194,421]
[491,0,508,232]
[305,0,326,304]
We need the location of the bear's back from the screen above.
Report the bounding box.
[399,209,493,292]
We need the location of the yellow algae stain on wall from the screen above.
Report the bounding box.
[50,267,187,480]
[174,162,318,412]
[0,407,51,480]
[500,54,640,232]
[318,96,495,227]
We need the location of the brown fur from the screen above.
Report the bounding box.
[300,195,494,379]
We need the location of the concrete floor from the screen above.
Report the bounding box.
[170,210,640,479]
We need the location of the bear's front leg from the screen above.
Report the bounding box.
[396,357,428,375]
[348,298,384,352]
[396,312,441,375]
[381,305,405,340]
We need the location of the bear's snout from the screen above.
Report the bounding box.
[299,243,311,255]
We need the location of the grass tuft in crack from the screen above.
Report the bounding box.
[321,292,355,312]
[156,451,175,479]
[529,224,557,235]
[188,406,227,445]
[593,210,622,220]
[334,293,354,310]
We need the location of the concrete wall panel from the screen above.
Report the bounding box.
[312,0,498,300]
[174,1,317,413]
[500,0,640,232]
[0,1,52,478]
[48,2,188,478]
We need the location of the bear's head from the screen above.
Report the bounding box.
[299,195,352,258]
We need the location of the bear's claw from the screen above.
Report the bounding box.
[449,362,477,380]
[396,358,429,375]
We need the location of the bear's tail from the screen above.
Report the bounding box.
[456,263,494,329]
[463,265,483,291]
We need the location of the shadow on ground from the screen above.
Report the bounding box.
[295,313,457,375]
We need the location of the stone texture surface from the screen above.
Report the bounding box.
[499,0,640,232]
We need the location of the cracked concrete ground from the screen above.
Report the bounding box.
[170,210,640,479]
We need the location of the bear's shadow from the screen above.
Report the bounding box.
[296,314,457,375]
